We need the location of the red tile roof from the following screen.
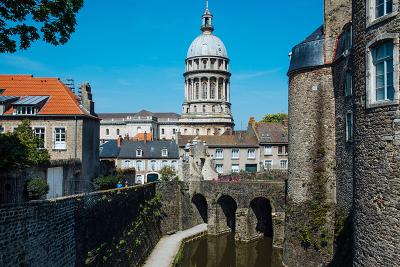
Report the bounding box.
[133,132,153,141]
[0,74,94,117]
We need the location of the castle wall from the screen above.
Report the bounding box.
[352,1,400,265]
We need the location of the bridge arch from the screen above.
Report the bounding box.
[250,197,273,237]
[217,194,238,232]
[192,193,208,223]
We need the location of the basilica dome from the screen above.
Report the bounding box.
[187,34,228,59]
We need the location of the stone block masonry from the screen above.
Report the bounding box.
[0,184,160,267]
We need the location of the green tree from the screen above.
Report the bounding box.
[27,178,49,200]
[0,120,49,170]
[260,113,288,124]
[0,0,84,53]
[159,166,178,181]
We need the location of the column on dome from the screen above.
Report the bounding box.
[207,77,211,100]
[222,79,226,100]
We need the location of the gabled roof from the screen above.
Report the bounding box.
[177,133,259,148]
[118,140,179,159]
[0,75,96,118]
[254,122,288,144]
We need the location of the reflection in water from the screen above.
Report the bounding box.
[176,233,283,267]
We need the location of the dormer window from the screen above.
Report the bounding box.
[162,148,168,157]
[12,96,48,116]
[136,148,143,157]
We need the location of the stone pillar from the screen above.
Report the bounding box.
[207,203,218,235]
[222,79,226,100]
[235,207,263,243]
[272,212,285,248]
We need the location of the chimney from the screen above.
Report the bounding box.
[117,135,123,147]
[144,131,147,144]
[249,117,256,126]
[79,83,96,115]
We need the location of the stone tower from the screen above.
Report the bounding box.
[284,0,352,265]
[179,1,234,136]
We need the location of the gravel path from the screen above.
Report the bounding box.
[143,224,207,267]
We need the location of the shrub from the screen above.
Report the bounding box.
[27,178,49,200]
[94,176,119,190]
[159,166,178,181]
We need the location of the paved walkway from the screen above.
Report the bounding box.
[143,224,207,267]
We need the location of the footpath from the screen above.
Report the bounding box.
[143,223,207,267]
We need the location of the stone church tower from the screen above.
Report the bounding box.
[179,1,234,136]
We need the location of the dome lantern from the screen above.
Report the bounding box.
[202,0,214,34]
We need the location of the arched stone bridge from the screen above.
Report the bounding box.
[183,180,286,248]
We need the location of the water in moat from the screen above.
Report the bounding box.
[175,233,283,267]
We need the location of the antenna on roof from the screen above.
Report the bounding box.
[65,78,75,94]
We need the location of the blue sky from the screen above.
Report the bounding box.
[0,0,323,129]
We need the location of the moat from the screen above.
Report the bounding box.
[175,233,284,267]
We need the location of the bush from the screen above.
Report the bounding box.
[159,166,178,181]
[27,178,49,200]
[94,176,119,190]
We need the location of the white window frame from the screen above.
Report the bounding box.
[247,149,256,159]
[280,160,288,170]
[366,35,399,108]
[346,112,353,142]
[264,160,273,170]
[162,160,169,168]
[215,149,224,159]
[162,148,168,157]
[34,127,46,149]
[231,148,240,159]
[150,160,157,171]
[367,0,398,27]
[231,164,240,173]
[264,145,273,155]
[124,160,132,169]
[216,164,224,174]
[171,160,178,171]
[136,148,143,157]
[53,127,66,150]
[136,160,144,171]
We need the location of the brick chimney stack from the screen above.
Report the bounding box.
[144,131,147,144]
[79,83,95,115]
[117,135,123,147]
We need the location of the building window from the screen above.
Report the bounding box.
[345,71,353,96]
[194,106,197,113]
[212,105,215,112]
[162,160,168,168]
[231,149,240,159]
[375,0,393,18]
[210,83,216,99]
[116,129,120,135]
[264,160,273,170]
[195,83,200,99]
[215,149,224,159]
[346,112,353,142]
[196,129,200,135]
[264,145,273,155]
[124,160,132,168]
[173,128,176,134]
[150,160,157,171]
[278,145,288,155]
[202,82,208,99]
[216,164,224,174]
[54,128,66,150]
[203,60,207,69]
[203,105,206,113]
[162,148,168,157]
[231,164,240,173]
[280,160,288,169]
[372,41,394,102]
[161,128,165,135]
[136,148,143,157]
[15,106,36,115]
[106,129,110,136]
[136,160,144,171]
[247,149,256,159]
[172,160,177,171]
[34,128,45,149]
